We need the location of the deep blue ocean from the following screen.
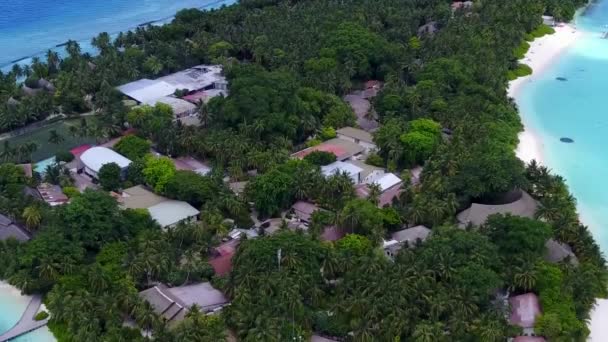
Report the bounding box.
[517,2,608,253]
[0,0,236,69]
[0,1,235,340]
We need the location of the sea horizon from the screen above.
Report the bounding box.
[0,0,236,71]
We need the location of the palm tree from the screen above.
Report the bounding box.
[196,100,212,128]
[511,263,537,291]
[367,182,382,206]
[134,300,158,331]
[66,40,82,59]
[22,206,42,231]
[18,141,38,163]
[412,321,445,342]
[46,50,60,74]
[48,129,65,145]
[11,63,23,78]
[0,141,16,162]
[37,259,60,281]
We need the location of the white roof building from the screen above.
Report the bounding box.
[365,172,402,191]
[154,96,197,116]
[322,161,363,184]
[117,79,177,104]
[148,200,200,228]
[158,65,226,91]
[79,147,132,177]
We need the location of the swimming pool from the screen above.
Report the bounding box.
[34,157,56,174]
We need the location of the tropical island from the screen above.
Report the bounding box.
[0,0,606,341]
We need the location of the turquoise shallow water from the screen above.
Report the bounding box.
[516,2,608,252]
[0,285,30,334]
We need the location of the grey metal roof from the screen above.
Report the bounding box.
[167,282,229,312]
[121,185,167,209]
[117,79,177,104]
[291,201,320,222]
[336,126,374,144]
[139,284,186,322]
[148,200,200,228]
[457,191,538,226]
[544,239,579,265]
[0,214,30,242]
[391,225,431,245]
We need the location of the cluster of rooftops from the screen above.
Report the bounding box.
[0,59,579,340]
[117,65,228,126]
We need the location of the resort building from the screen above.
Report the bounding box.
[509,293,542,337]
[172,156,212,176]
[0,214,30,242]
[320,226,347,242]
[78,146,132,180]
[209,239,241,277]
[544,239,579,265]
[139,282,228,325]
[542,15,556,27]
[456,190,538,227]
[451,1,474,12]
[384,225,431,259]
[291,201,321,223]
[117,185,199,229]
[364,172,402,192]
[292,138,366,162]
[17,164,33,178]
[117,65,227,126]
[336,127,377,153]
[321,161,364,184]
[153,97,198,125]
[417,21,439,37]
[355,171,403,207]
[36,183,69,206]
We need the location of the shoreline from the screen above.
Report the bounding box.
[0,0,237,71]
[509,21,608,342]
[509,23,582,165]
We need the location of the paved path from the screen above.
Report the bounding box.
[0,295,49,341]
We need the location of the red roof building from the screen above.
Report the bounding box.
[70,144,92,158]
[320,226,346,242]
[209,239,240,277]
[209,253,234,276]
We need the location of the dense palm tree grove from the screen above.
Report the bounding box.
[0,0,605,341]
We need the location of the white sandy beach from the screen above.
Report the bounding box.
[509,23,608,341]
[509,24,582,165]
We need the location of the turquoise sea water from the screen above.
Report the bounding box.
[0,1,235,340]
[0,285,30,335]
[516,2,608,252]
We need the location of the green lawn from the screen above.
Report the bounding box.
[5,118,97,162]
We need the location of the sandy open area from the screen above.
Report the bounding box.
[509,24,582,165]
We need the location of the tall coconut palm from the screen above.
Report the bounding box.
[367,182,382,206]
[22,206,42,231]
[48,129,65,145]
